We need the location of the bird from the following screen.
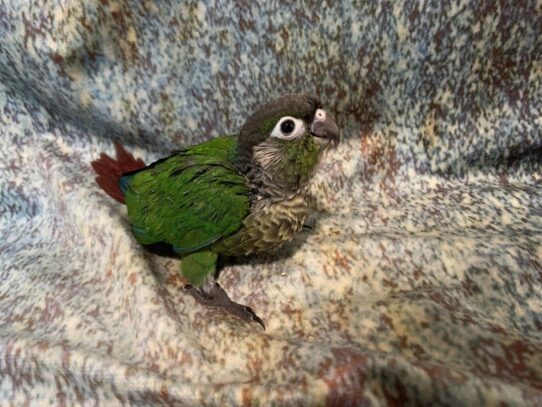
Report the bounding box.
[91,93,339,329]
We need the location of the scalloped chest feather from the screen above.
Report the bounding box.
[215,194,309,256]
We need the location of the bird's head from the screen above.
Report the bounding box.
[238,93,339,155]
[237,93,339,191]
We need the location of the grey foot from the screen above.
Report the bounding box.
[303,215,317,231]
[184,280,265,330]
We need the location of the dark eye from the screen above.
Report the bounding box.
[280,119,295,134]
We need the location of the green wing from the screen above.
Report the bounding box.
[122,136,249,254]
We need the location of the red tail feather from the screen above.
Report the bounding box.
[91,143,146,204]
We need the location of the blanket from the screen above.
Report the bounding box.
[1,1,541,405]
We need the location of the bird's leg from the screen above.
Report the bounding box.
[184,278,265,329]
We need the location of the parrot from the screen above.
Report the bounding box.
[91,93,339,329]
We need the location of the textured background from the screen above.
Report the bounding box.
[1,0,542,405]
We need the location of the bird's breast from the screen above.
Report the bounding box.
[217,194,309,255]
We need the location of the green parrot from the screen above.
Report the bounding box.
[92,93,339,328]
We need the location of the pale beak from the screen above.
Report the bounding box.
[310,110,340,147]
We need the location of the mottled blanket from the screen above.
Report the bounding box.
[1,1,541,405]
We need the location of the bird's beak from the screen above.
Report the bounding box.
[310,111,340,148]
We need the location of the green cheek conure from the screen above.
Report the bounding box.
[91,93,339,328]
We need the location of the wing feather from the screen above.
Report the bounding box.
[123,136,249,253]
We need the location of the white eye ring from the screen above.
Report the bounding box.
[270,116,305,140]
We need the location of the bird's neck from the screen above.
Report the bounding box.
[246,136,320,199]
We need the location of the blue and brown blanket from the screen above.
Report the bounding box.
[1,1,541,404]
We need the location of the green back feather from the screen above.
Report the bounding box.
[123,136,249,262]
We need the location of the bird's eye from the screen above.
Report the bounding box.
[280,119,295,134]
[270,116,304,140]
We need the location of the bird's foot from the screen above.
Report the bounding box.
[184,279,265,329]
[303,215,317,231]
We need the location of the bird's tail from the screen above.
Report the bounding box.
[91,143,146,204]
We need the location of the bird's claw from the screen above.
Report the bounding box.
[243,305,266,330]
[184,281,265,330]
